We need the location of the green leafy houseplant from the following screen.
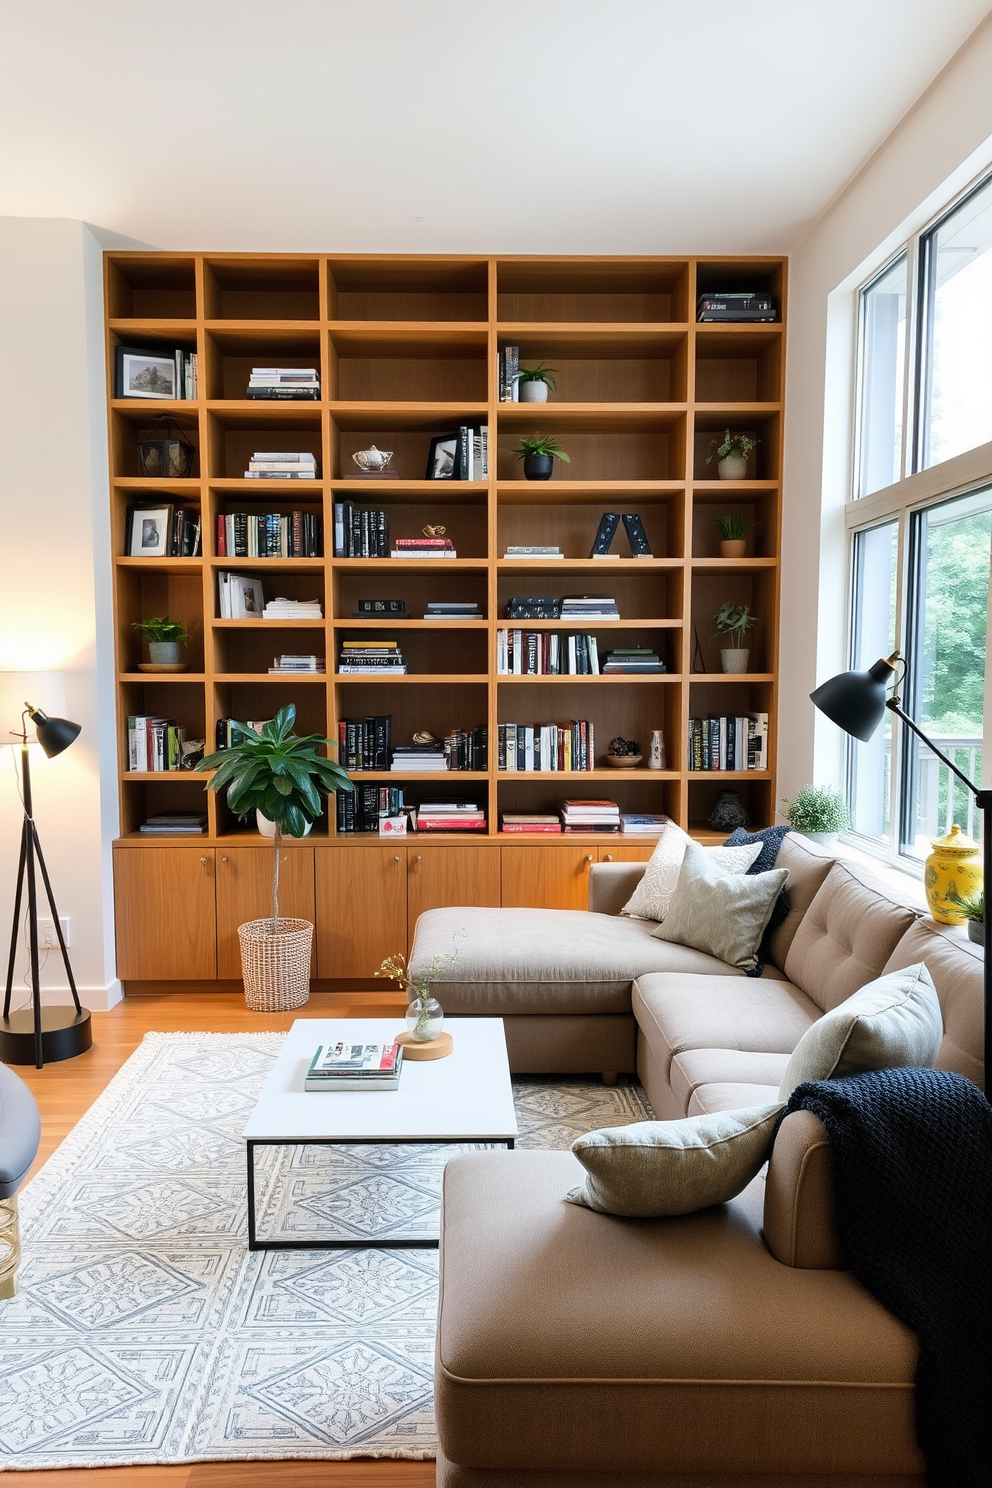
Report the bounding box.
[712,602,757,648]
[513,435,571,463]
[951,888,984,922]
[132,615,190,645]
[782,784,850,835]
[517,362,558,391]
[713,511,754,541]
[706,431,759,465]
[196,704,350,927]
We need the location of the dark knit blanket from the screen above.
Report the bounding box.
[723,824,791,975]
[783,1068,992,1488]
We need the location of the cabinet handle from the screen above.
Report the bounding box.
[221,856,228,863]
[200,857,207,866]
[394,855,401,863]
[413,854,422,865]
[603,854,613,861]
[586,855,594,864]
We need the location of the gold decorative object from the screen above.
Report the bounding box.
[412,730,439,746]
[0,1196,20,1299]
[422,524,446,537]
[924,825,982,925]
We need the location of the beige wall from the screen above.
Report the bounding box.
[0,217,120,1010]
[780,14,992,802]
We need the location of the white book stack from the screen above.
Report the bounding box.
[263,596,323,619]
[247,368,319,401]
[245,451,317,479]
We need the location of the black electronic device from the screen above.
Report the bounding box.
[353,598,407,617]
[621,513,652,557]
[507,596,561,620]
[589,512,621,557]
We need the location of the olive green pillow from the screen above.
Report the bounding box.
[565,1104,784,1217]
[651,840,789,972]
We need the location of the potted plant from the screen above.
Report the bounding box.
[713,511,755,559]
[513,434,571,481]
[951,888,985,945]
[132,614,190,669]
[516,363,558,404]
[706,431,759,481]
[712,602,757,672]
[782,784,849,846]
[377,934,462,1045]
[196,705,350,1010]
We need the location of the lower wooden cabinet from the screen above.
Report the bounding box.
[406,845,502,924]
[501,845,598,911]
[315,845,407,980]
[114,848,217,981]
[216,847,316,978]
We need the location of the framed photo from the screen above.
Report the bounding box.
[127,503,173,557]
[116,345,177,400]
[425,432,459,480]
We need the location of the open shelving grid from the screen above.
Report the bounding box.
[106,253,785,846]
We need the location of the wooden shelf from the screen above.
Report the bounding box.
[497,673,678,684]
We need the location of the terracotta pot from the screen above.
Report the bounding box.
[719,539,747,559]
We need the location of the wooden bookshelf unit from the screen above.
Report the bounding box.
[107,254,785,985]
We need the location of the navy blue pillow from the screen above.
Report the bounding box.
[723,825,792,974]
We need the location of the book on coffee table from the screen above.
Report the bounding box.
[305,1041,403,1091]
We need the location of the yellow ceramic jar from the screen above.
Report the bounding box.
[924,824,983,925]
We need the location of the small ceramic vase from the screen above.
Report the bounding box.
[648,730,666,770]
[721,648,750,674]
[519,381,549,403]
[148,640,182,665]
[925,825,982,925]
[406,994,444,1042]
[523,453,554,481]
[717,455,747,481]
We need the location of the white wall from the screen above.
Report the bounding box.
[0,217,120,1011]
[779,14,992,803]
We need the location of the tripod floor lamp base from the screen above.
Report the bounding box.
[0,1007,92,1065]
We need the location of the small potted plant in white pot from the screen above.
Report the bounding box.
[196,705,350,1010]
[516,363,558,404]
[132,614,190,670]
[782,784,849,846]
[513,434,571,481]
[713,602,756,673]
[706,431,759,481]
[713,511,755,559]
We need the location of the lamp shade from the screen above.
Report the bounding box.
[809,655,898,742]
[30,709,81,758]
[0,671,68,742]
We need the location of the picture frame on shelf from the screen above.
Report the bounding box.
[426,433,459,480]
[127,503,173,557]
[115,345,178,400]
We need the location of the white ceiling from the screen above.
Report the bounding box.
[1,0,989,254]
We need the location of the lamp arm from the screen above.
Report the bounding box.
[885,699,979,797]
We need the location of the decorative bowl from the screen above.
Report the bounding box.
[606,754,643,769]
[352,445,394,473]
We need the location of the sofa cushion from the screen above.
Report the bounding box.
[765,833,836,970]
[409,906,740,1017]
[621,823,761,922]
[670,1048,790,1114]
[651,842,788,971]
[779,963,942,1100]
[436,1149,922,1478]
[883,919,985,1087]
[687,1082,783,1115]
[783,860,918,1012]
[565,1105,783,1217]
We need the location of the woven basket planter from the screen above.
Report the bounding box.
[238,917,313,1012]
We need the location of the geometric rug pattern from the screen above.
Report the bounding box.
[2,1032,652,1468]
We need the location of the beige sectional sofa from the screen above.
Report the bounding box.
[410,834,985,1487]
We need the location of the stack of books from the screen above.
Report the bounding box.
[443,726,487,770]
[263,596,323,619]
[688,713,768,771]
[245,451,317,480]
[127,716,184,771]
[247,367,320,400]
[139,812,207,835]
[216,510,321,558]
[496,720,594,771]
[338,715,391,771]
[501,814,562,834]
[620,813,670,835]
[560,595,620,620]
[426,601,481,620]
[602,648,666,674]
[337,783,407,833]
[503,545,564,560]
[334,504,389,557]
[391,742,447,771]
[305,1041,403,1093]
[338,639,407,674]
[391,536,457,560]
[415,801,486,831]
[560,799,621,833]
[497,631,600,675]
[268,654,325,674]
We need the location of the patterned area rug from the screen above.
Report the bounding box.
[2,1032,652,1469]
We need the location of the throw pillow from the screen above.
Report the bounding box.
[651,840,789,971]
[779,962,942,1101]
[565,1104,784,1217]
[622,823,762,922]
[723,824,793,975]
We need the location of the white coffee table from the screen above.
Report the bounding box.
[242,1017,517,1250]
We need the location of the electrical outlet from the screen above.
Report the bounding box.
[35,917,71,949]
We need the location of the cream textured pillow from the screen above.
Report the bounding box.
[622,822,761,922]
[565,1105,784,1217]
[651,840,788,971]
[779,962,942,1101]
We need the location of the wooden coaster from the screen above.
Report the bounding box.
[395,1030,453,1061]
[138,662,188,673]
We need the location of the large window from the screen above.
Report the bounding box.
[847,170,992,867]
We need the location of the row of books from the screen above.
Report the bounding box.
[127,716,185,772]
[246,367,320,401]
[334,504,389,557]
[305,1041,402,1093]
[396,727,487,773]
[337,784,408,834]
[338,640,406,673]
[495,721,595,772]
[688,713,769,771]
[216,573,324,619]
[126,503,201,558]
[498,630,600,675]
[501,810,667,835]
[338,715,391,771]
[498,346,520,401]
[215,510,322,559]
[245,451,317,480]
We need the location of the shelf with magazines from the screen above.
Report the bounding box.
[105,252,784,981]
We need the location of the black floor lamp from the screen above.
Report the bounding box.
[811,651,990,1082]
[0,672,92,1068]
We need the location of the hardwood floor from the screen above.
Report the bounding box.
[10,989,436,1488]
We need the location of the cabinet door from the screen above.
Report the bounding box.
[500,845,598,911]
[407,845,501,931]
[315,846,407,978]
[599,843,656,864]
[216,846,316,978]
[114,848,217,981]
